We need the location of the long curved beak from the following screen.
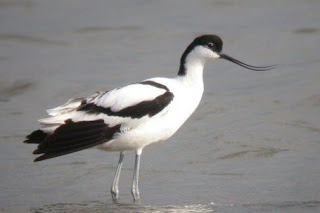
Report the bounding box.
[220,53,276,71]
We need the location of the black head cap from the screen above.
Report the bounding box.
[178,34,223,75]
[178,34,276,75]
[191,34,223,53]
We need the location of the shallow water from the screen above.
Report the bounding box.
[1,0,320,212]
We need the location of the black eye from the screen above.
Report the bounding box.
[207,42,215,48]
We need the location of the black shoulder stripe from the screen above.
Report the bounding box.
[113,91,174,118]
[33,119,120,162]
[78,91,174,119]
[139,81,170,91]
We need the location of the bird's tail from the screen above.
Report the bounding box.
[24,119,120,162]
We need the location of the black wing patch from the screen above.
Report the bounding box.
[78,81,174,118]
[139,81,170,91]
[78,92,173,119]
[32,119,120,162]
[77,81,174,119]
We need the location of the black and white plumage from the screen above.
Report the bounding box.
[24,34,275,203]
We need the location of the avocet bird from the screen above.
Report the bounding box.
[24,34,275,203]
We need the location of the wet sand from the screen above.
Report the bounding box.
[1,0,320,212]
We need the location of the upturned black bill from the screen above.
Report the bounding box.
[220,53,276,71]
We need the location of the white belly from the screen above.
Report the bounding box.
[98,79,204,152]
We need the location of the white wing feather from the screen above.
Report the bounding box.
[96,83,165,111]
[39,82,168,132]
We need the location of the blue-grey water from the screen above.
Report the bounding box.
[1,0,320,212]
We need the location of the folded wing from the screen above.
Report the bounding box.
[24,80,174,161]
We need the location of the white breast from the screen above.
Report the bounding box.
[98,77,204,151]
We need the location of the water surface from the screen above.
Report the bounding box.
[1,0,320,212]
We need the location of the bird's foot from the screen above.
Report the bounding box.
[132,188,140,204]
[111,188,120,203]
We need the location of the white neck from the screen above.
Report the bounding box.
[178,50,206,87]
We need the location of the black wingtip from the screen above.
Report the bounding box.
[33,149,43,155]
[34,157,41,162]
[34,155,47,162]
[30,120,121,162]
[24,130,48,144]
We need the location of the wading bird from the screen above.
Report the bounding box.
[24,34,275,203]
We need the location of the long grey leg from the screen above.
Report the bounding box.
[111,152,124,203]
[131,149,142,204]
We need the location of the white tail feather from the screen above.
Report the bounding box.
[38,113,73,125]
[46,98,83,116]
